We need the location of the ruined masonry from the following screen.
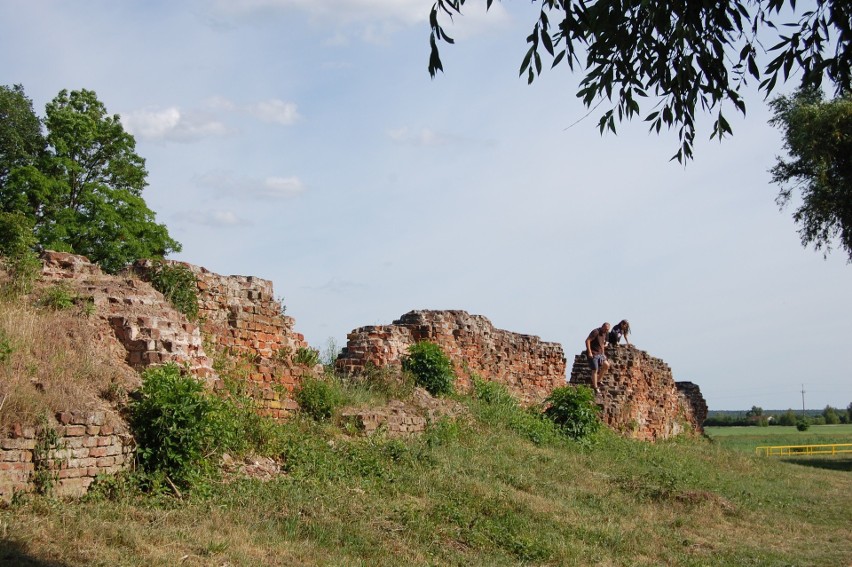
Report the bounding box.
[2,252,710,498]
[570,345,708,440]
[38,252,319,418]
[0,412,133,498]
[132,259,320,418]
[1,252,319,499]
[336,310,567,405]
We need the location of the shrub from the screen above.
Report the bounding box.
[295,376,343,421]
[543,385,602,440]
[402,341,455,396]
[796,418,811,431]
[147,261,199,320]
[129,364,224,490]
[37,284,76,311]
[293,346,320,367]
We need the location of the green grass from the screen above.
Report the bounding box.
[1,401,851,566]
[705,424,852,452]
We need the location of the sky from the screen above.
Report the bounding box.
[1,0,849,411]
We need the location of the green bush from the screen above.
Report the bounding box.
[293,346,320,367]
[543,385,602,440]
[147,261,199,320]
[37,284,76,310]
[295,376,343,421]
[402,341,455,396]
[129,364,226,490]
[796,418,811,431]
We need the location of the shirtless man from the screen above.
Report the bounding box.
[585,322,611,394]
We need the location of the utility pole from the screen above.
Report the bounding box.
[801,384,806,417]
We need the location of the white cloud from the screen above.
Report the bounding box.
[195,171,305,199]
[247,99,300,125]
[122,107,228,142]
[175,210,250,227]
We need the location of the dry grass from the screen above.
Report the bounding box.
[0,299,138,430]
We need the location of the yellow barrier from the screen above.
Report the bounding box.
[755,443,852,457]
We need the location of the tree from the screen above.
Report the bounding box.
[769,88,852,261]
[0,85,44,189]
[0,87,180,273]
[428,0,851,162]
[746,405,764,418]
[822,405,841,424]
[777,409,798,426]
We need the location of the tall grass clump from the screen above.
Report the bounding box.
[471,378,563,446]
[0,211,40,297]
[0,301,134,431]
[401,341,455,396]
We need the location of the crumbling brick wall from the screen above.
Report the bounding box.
[41,251,216,381]
[569,345,707,440]
[41,252,318,418]
[134,260,320,418]
[336,310,567,405]
[0,412,133,500]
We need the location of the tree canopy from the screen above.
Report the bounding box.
[0,86,180,273]
[770,88,852,261]
[0,85,44,189]
[428,0,852,162]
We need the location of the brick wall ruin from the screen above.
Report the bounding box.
[2,252,321,499]
[132,260,321,418]
[36,253,319,419]
[41,251,215,381]
[336,310,567,405]
[0,412,133,498]
[569,345,707,440]
[2,252,711,499]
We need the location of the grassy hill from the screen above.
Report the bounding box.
[2,401,851,565]
[0,280,850,566]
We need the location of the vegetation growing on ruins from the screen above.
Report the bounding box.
[294,375,343,422]
[146,261,199,321]
[402,341,456,396]
[293,346,320,367]
[543,385,603,440]
[0,267,849,565]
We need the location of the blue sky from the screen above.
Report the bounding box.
[2,0,849,411]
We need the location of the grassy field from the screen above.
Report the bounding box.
[2,404,851,566]
[705,424,852,455]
